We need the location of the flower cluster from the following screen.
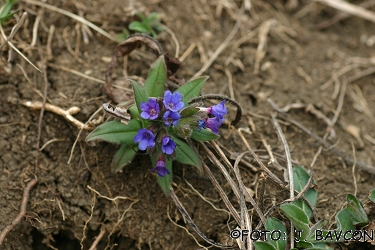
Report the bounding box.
[134,90,227,177]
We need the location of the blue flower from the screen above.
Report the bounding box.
[161,136,176,155]
[134,128,155,150]
[197,119,207,131]
[163,90,184,112]
[205,117,224,134]
[151,158,170,177]
[199,100,227,119]
[140,98,160,120]
[163,110,181,126]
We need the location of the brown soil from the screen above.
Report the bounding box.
[1,0,375,249]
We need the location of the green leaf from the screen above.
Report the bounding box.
[112,145,137,172]
[176,76,208,106]
[253,242,277,250]
[128,105,140,120]
[191,128,219,141]
[130,80,149,112]
[295,241,313,249]
[180,103,200,117]
[292,166,318,219]
[368,188,375,203]
[265,218,286,250]
[346,194,369,226]
[280,203,310,240]
[305,243,333,250]
[86,120,141,145]
[147,12,160,23]
[157,159,173,195]
[336,207,355,233]
[144,56,167,97]
[129,21,150,33]
[173,137,202,171]
[0,0,18,20]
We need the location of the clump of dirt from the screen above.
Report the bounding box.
[1,0,375,249]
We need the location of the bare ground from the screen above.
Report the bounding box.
[1,0,375,249]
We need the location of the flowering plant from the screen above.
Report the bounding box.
[86,45,229,195]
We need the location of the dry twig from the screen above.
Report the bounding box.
[22,101,92,130]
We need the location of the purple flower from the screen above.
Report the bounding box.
[151,158,170,177]
[199,100,227,119]
[197,119,206,131]
[161,136,177,155]
[205,117,224,134]
[163,110,181,127]
[163,90,184,112]
[140,98,160,120]
[134,128,155,150]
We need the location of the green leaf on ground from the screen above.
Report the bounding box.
[130,80,149,112]
[336,207,355,233]
[157,159,173,195]
[144,56,167,97]
[346,194,369,226]
[368,188,375,203]
[280,203,310,240]
[173,137,202,171]
[292,166,318,219]
[265,217,286,250]
[254,242,277,250]
[112,145,137,172]
[190,128,219,141]
[176,76,208,106]
[86,120,141,145]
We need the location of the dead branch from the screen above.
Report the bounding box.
[22,101,93,130]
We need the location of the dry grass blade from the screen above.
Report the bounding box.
[237,128,286,187]
[0,12,27,50]
[254,19,275,75]
[22,0,117,41]
[233,151,266,225]
[0,13,42,73]
[200,160,241,225]
[191,3,244,80]
[170,188,234,248]
[268,98,375,174]
[315,0,375,23]
[271,113,295,248]
[200,142,241,208]
[316,0,375,29]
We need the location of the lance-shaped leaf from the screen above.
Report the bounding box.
[86,119,142,145]
[173,137,202,171]
[368,188,375,203]
[144,56,167,97]
[130,80,149,112]
[157,159,173,195]
[280,203,310,240]
[265,217,286,250]
[191,128,219,141]
[336,207,355,232]
[176,76,208,106]
[128,105,140,120]
[346,194,369,226]
[253,242,277,250]
[112,145,138,172]
[292,166,318,219]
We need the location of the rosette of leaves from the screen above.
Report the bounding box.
[86,56,219,195]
